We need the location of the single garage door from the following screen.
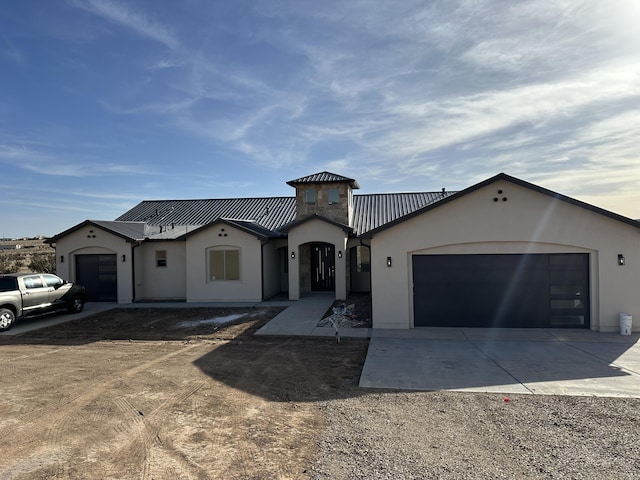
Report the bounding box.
[75,254,117,302]
[413,253,589,328]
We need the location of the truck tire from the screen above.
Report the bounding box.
[0,308,15,331]
[67,295,84,314]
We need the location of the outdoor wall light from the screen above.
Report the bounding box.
[618,254,625,266]
[60,255,64,263]
[387,256,392,267]
[291,251,296,259]
[338,250,343,259]
[122,254,126,262]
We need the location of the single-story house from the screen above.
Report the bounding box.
[47,171,640,332]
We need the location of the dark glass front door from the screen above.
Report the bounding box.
[311,243,335,291]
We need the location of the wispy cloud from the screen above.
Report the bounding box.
[0,143,150,177]
[72,0,180,50]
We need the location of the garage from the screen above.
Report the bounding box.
[75,254,118,302]
[413,253,589,328]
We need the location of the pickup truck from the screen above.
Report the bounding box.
[0,273,86,331]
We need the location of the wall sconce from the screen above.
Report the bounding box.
[386,256,392,267]
[338,251,342,259]
[618,254,625,266]
[291,251,296,259]
[60,255,64,263]
[122,254,126,262]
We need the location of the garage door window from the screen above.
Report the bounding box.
[208,248,240,281]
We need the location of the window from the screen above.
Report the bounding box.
[0,277,18,292]
[356,246,370,273]
[23,275,44,289]
[304,189,316,205]
[156,250,167,268]
[43,274,63,288]
[328,188,339,205]
[209,248,240,281]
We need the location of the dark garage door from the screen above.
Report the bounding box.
[413,254,589,328]
[75,254,117,302]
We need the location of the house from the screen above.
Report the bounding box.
[47,171,640,332]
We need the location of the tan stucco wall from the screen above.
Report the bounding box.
[185,223,264,302]
[135,242,186,300]
[370,180,640,331]
[53,225,134,303]
[287,219,348,300]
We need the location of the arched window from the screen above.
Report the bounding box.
[207,247,240,281]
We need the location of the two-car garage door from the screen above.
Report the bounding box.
[413,253,589,328]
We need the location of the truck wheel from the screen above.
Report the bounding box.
[0,308,15,331]
[68,296,84,314]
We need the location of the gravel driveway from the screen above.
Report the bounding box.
[311,390,640,479]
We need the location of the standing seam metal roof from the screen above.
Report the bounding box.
[286,171,360,188]
[115,192,456,236]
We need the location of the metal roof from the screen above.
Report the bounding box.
[114,192,455,236]
[286,171,360,189]
[352,192,455,234]
[116,197,297,233]
[89,220,152,240]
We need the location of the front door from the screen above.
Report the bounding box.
[311,243,335,291]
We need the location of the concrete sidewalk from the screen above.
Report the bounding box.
[255,293,370,338]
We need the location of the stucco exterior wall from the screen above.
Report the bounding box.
[53,225,133,303]
[185,223,264,302]
[135,242,186,300]
[287,219,348,300]
[262,239,287,300]
[370,180,640,331]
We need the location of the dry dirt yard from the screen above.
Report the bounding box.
[1,307,639,479]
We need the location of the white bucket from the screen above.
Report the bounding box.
[619,314,633,335]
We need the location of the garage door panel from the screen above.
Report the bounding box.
[413,254,589,328]
[76,254,117,302]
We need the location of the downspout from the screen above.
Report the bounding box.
[260,239,269,300]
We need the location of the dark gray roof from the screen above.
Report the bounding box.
[287,171,360,189]
[47,220,153,243]
[90,220,153,240]
[114,192,455,236]
[116,197,296,233]
[352,192,455,233]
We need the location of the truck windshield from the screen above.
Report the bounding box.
[0,277,18,292]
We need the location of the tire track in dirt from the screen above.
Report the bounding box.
[0,342,202,477]
[105,382,208,480]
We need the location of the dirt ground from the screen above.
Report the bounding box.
[1,306,640,479]
[0,307,367,479]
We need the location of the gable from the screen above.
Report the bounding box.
[363,173,640,238]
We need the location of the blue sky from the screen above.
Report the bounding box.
[1,0,639,238]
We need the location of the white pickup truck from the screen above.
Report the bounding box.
[0,273,86,331]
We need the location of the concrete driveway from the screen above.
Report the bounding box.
[360,328,640,397]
